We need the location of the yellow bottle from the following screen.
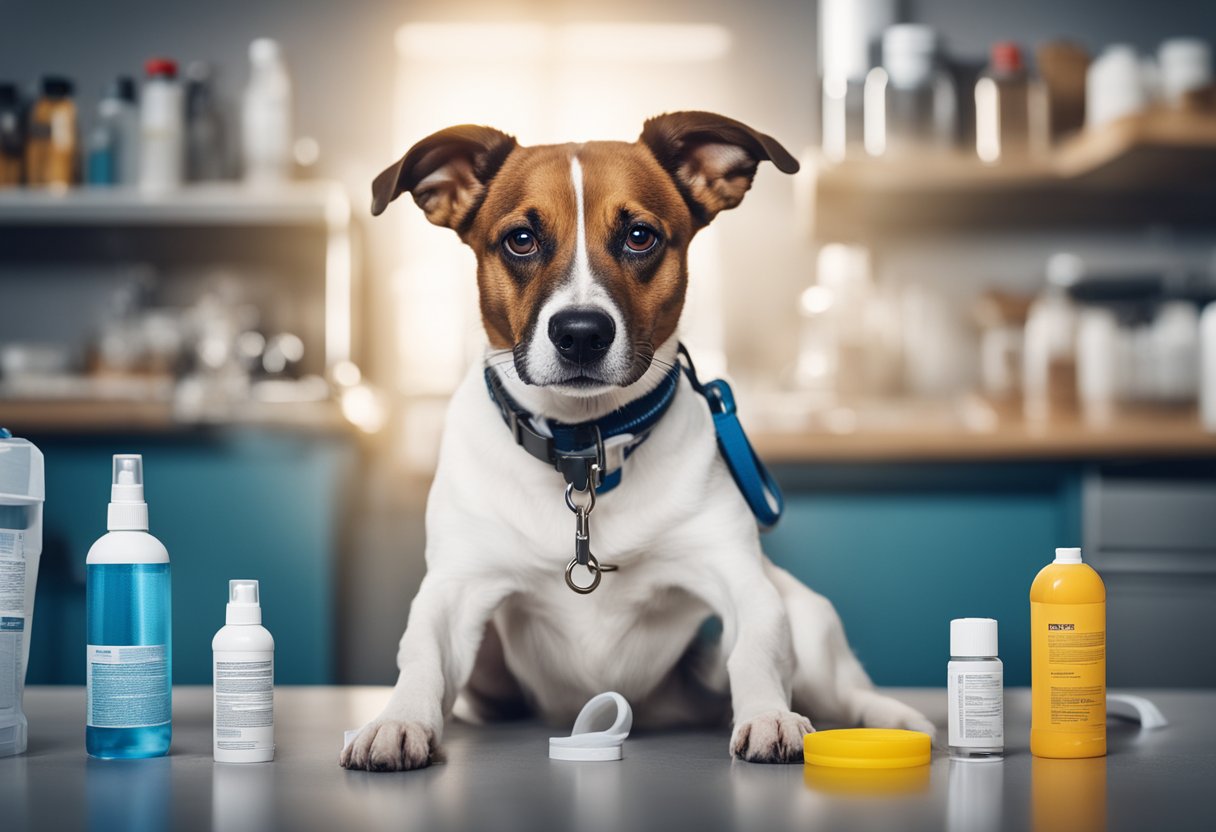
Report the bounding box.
[1030,547,1106,758]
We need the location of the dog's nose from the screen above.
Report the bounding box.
[548,309,615,365]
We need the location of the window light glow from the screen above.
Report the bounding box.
[396,22,731,63]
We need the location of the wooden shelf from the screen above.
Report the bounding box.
[0,181,350,227]
[750,403,1216,463]
[0,398,348,435]
[810,111,1216,238]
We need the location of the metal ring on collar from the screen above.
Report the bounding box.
[565,554,602,594]
[565,482,596,514]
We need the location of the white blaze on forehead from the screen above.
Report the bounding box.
[519,151,631,390]
[570,155,593,302]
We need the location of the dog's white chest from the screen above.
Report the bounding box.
[494,577,711,720]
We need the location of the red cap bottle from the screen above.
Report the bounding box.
[144,58,178,79]
[990,42,1024,75]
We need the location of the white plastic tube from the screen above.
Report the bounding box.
[0,435,45,757]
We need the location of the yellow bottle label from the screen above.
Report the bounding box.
[1031,601,1105,733]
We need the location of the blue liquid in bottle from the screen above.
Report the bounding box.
[86,562,172,758]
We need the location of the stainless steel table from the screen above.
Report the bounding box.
[2,686,1210,831]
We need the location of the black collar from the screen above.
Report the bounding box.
[484,361,683,493]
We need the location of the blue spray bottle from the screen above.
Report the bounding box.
[85,455,172,758]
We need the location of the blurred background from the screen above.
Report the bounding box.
[3,0,1216,690]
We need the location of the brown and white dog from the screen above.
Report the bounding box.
[340,112,933,771]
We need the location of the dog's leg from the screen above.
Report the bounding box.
[451,619,530,724]
[763,559,936,737]
[698,556,812,763]
[339,574,510,771]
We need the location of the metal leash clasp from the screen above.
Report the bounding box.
[564,464,618,594]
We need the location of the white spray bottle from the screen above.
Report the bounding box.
[212,579,275,762]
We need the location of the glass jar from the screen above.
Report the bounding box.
[865,24,957,157]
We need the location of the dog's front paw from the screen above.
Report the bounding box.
[339,718,442,772]
[731,710,813,763]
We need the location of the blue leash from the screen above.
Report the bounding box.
[678,344,784,529]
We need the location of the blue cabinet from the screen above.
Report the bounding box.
[25,430,355,685]
[763,463,1084,686]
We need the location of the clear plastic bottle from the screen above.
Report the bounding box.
[212,580,275,763]
[85,455,172,759]
[866,24,957,157]
[819,0,896,162]
[1023,254,1081,422]
[85,98,121,185]
[242,38,293,185]
[185,62,228,182]
[975,42,1049,164]
[947,618,1004,761]
[109,78,141,186]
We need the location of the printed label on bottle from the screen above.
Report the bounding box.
[213,651,274,753]
[0,529,24,557]
[948,661,1004,748]
[86,644,170,728]
[0,543,27,712]
[0,617,22,710]
[1032,601,1105,732]
[0,554,25,611]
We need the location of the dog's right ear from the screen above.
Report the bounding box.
[370,125,517,231]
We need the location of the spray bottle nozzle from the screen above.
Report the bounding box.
[107,454,149,530]
[229,579,260,605]
[226,579,263,625]
[111,454,144,497]
[115,457,139,485]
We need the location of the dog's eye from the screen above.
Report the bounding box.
[625,225,658,253]
[503,229,538,257]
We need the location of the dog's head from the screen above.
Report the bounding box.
[371,112,798,393]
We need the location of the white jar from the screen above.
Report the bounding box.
[139,58,184,192]
[1159,38,1212,106]
[242,38,293,185]
[948,618,1003,761]
[1087,45,1148,129]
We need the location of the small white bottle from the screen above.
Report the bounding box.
[948,617,1003,761]
[241,38,293,185]
[139,58,184,192]
[212,580,274,763]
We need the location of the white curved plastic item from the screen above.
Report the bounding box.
[549,691,633,762]
[1107,693,1169,729]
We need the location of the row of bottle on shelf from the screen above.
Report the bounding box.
[0,38,296,191]
[792,242,1216,431]
[1011,255,1216,429]
[819,0,1214,164]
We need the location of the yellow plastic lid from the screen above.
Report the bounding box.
[803,728,932,769]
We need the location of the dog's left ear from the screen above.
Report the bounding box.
[370,124,517,230]
[639,111,799,226]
